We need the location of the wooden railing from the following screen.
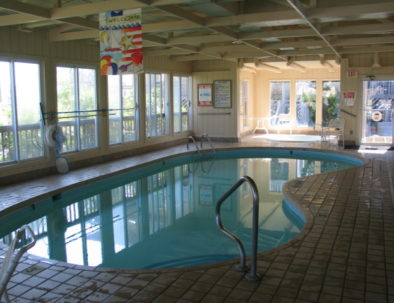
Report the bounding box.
[0,123,43,163]
[1,113,189,163]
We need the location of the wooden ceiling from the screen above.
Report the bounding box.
[1,0,394,71]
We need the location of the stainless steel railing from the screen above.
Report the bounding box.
[200,133,216,153]
[215,176,260,281]
[0,225,36,303]
[186,135,201,154]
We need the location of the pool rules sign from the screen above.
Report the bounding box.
[99,9,143,75]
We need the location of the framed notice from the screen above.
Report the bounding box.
[214,80,232,108]
[197,84,213,106]
[342,91,356,107]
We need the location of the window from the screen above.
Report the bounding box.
[0,60,43,163]
[322,81,340,126]
[145,73,169,137]
[173,75,191,133]
[270,81,290,126]
[240,81,249,127]
[107,74,138,144]
[296,81,316,127]
[56,66,98,152]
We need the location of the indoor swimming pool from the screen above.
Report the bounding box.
[0,149,364,270]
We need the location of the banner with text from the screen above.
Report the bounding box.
[99,9,143,75]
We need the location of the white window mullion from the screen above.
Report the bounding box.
[9,62,20,161]
[74,68,81,150]
[120,80,125,143]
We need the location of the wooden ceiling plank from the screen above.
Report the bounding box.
[60,17,99,29]
[255,61,282,73]
[0,0,50,18]
[210,2,240,15]
[157,5,206,25]
[287,0,341,58]
[143,20,198,33]
[0,14,46,26]
[51,0,147,19]
[50,29,99,41]
[332,36,394,47]
[168,34,232,44]
[323,23,394,35]
[307,2,394,19]
[207,10,300,27]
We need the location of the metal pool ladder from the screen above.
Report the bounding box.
[0,225,36,303]
[215,176,261,281]
[201,133,216,153]
[186,135,201,154]
[187,134,216,154]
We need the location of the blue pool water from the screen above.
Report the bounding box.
[0,149,363,269]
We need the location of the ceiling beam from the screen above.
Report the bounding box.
[0,14,46,26]
[319,55,335,72]
[286,56,306,72]
[322,22,394,35]
[286,0,341,59]
[331,36,394,47]
[170,53,233,61]
[307,2,394,19]
[144,1,288,61]
[167,33,232,44]
[255,61,282,73]
[211,1,240,15]
[0,0,50,18]
[143,20,199,33]
[60,17,98,29]
[50,29,99,41]
[157,5,206,25]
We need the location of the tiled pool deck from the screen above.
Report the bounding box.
[0,137,393,303]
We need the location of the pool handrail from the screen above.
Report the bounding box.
[186,136,201,154]
[215,176,260,281]
[0,225,36,303]
[201,133,216,153]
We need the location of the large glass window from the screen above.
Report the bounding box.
[57,66,98,152]
[107,74,138,144]
[322,81,340,126]
[240,81,249,127]
[145,73,169,138]
[0,61,43,163]
[173,75,191,133]
[270,81,290,126]
[296,81,316,127]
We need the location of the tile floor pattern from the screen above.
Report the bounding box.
[1,140,394,303]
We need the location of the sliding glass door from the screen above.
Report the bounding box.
[362,80,394,145]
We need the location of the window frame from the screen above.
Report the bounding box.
[145,72,170,138]
[173,74,192,134]
[0,59,44,164]
[56,64,99,153]
[269,80,291,126]
[107,74,139,145]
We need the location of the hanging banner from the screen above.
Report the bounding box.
[99,9,143,75]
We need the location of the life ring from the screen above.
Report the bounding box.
[371,111,383,122]
[45,125,63,147]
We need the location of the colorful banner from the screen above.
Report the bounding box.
[99,9,143,75]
